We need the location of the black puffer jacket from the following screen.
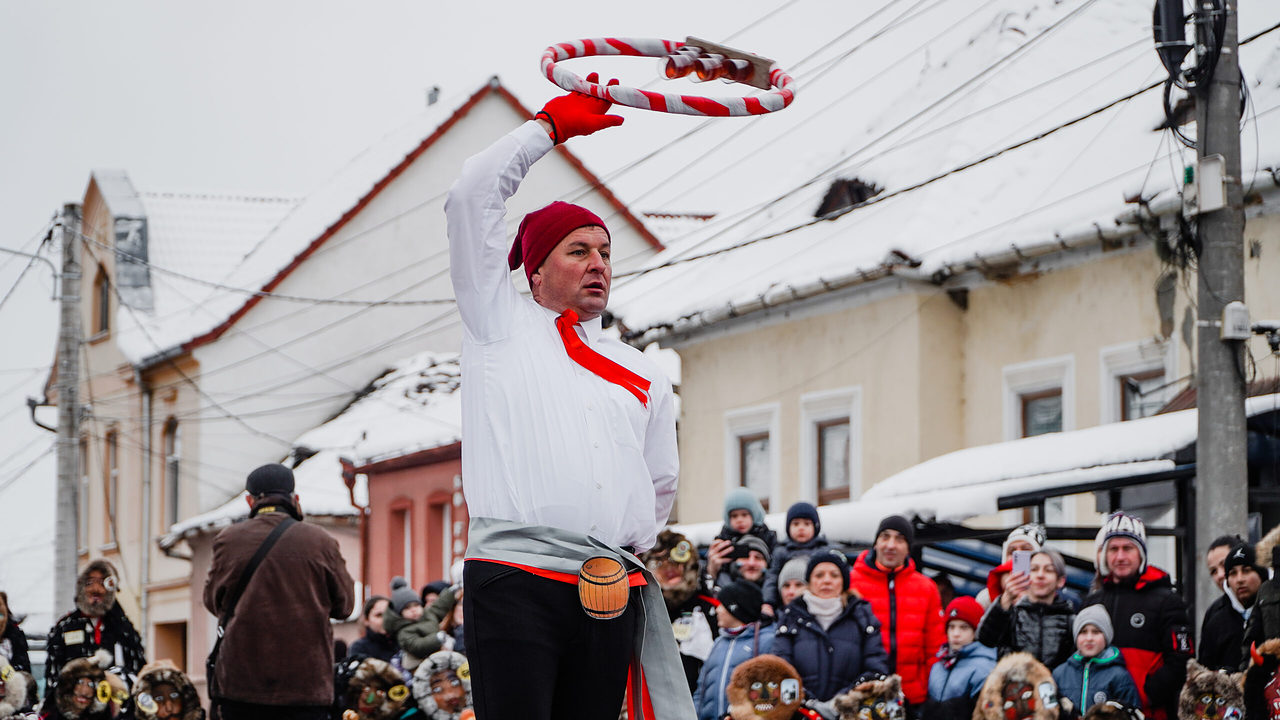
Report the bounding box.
[1241,578,1280,666]
[975,593,1075,669]
[1197,592,1244,672]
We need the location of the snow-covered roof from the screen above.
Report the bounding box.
[158,449,366,549]
[112,191,301,363]
[292,350,462,466]
[671,394,1280,546]
[606,1,1280,343]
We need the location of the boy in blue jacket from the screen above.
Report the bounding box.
[926,596,997,720]
[1052,605,1141,718]
[694,580,775,720]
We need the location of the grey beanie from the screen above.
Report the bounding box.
[779,557,809,587]
[1073,604,1114,646]
[389,576,421,614]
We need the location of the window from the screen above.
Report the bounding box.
[725,404,780,512]
[390,502,412,581]
[79,436,89,553]
[800,387,861,505]
[163,418,180,528]
[1021,388,1063,437]
[817,419,851,503]
[104,430,119,545]
[739,432,771,511]
[1003,355,1074,441]
[93,267,110,335]
[1100,341,1175,423]
[427,498,452,582]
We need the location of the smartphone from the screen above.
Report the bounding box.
[1011,549,1032,575]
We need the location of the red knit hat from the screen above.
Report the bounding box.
[508,201,609,284]
[945,596,983,630]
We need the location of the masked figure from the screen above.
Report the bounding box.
[976,652,1060,720]
[724,654,826,720]
[642,529,719,693]
[339,657,414,720]
[46,650,124,720]
[1175,659,1242,720]
[832,674,905,720]
[1244,639,1280,720]
[0,655,36,718]
[132,661,203,720]
[411,651,471,720]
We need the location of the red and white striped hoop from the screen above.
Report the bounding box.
[541,37,796,117]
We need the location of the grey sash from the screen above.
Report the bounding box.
[466,516,696,719]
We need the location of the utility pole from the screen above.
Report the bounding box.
[55,203,83,616]
[1194,0,1247,620]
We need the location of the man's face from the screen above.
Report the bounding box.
[429,669,466,713]
[1006,540,1035,558]
[947,619,975,651]
[82,571,112,616]
[779,579,806,606]
[1207,545,1231,589]
[530,226,611,320]
[736,550,767,582]
[365,599,388,635]
[1027,554,1063,602]
[1076,625,1107,658]
[71,677,97,711]
[1229,565,1263,606]
[151,682,182,720]
[875,530,909,570]
[728,509,754,534]
[789,518,815,544]
[1106,538,1142,580]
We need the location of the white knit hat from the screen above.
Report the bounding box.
[1095,511,1147,577]
[1002,523,1046,561]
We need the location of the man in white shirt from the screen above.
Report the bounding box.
[446,75,688,720]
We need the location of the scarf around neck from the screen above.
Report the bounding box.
[803,590,844,630]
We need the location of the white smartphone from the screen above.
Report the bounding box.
[1011,549,1032,575]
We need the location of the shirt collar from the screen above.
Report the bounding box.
[538,303,604,344]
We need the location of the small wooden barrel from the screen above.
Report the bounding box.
[578,555,629,620]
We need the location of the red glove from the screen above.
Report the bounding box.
[536,72,624,144]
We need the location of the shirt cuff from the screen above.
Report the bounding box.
[513,120,555,156]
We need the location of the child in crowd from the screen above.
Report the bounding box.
[706,490,779,591]
[1051,606,1140,719]
[383,577,458,682]
[926,596,997,720]
[762,503,830,609]
[977,524,1046,608]
[133,660,204,720]
[977,548,1076,669]
[693,580,775,720]
[777,558,809,607]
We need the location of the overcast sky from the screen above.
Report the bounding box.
[0,0,798,625]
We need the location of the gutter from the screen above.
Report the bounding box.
[137,370,153,641]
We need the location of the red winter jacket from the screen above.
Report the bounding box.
[849,550,946,704]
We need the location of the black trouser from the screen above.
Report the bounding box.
[213,700,330,720]
[463,559,638,720]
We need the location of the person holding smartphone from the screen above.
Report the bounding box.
[976,547,1076,669]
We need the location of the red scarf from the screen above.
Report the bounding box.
[556,309,650,407]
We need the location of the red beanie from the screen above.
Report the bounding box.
[508,201,609,284]
[944,596,983,630]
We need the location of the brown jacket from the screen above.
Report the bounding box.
[202,500,355,706]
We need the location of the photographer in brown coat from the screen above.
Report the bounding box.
[203,464,355,720]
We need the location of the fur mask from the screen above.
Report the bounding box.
[411,651,472,720]
[0,656,34,718]
[1084,701,1145,720]
[75,560,119,618]
[642,529,700,609]
[56,650,115,719]
[134,661,204,720]
[832,674,905,720]
[340,658,410,720]
[1179,659,1243,720]
[726,655,805,720]
[975,652,1060,720]
[1245,638,1280,720]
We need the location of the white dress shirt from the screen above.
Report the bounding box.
[445,121,679,552]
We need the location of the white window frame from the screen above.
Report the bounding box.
[799,387,862,504]
[724,403,781,511]
[1099,340,1176,423]
[1002,355,1075,441]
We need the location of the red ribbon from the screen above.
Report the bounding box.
[556,309,650,407]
